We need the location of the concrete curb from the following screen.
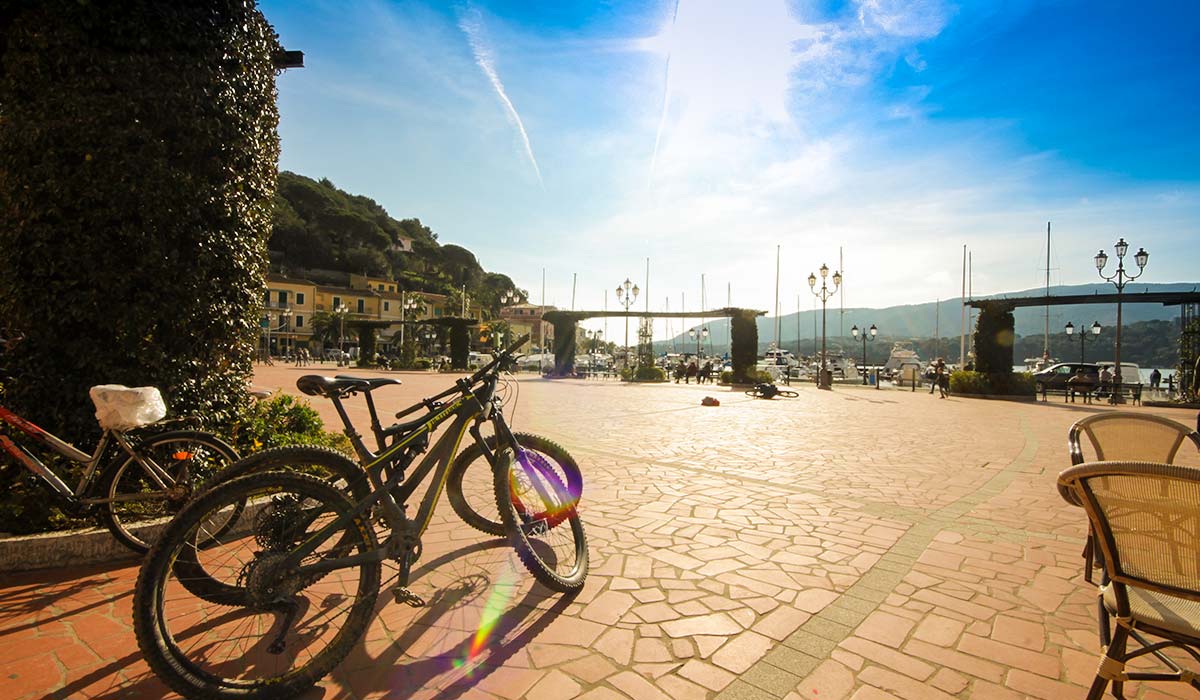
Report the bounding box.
[0,525,143,572]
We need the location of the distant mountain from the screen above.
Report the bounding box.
[656,282,1197,362]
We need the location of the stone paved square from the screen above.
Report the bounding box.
[2,366,1198,699]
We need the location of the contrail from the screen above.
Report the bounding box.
[649,0,681,179]
[460,13,544,188]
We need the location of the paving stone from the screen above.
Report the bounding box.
[6,372,1191,700]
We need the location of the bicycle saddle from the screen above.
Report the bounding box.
[296,375,400,397]
[334,375,403,391]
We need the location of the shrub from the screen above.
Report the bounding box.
[950,370,1036,397]
[949,370,990,395]
[413,358,433,370]
[228,394,351,454]
[620,366,667,382]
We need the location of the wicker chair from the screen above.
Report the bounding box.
[1067,412,1200,469]
[1059,460,1200,699]
[1060,413,1200,647]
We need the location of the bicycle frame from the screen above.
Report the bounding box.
[0,405,177,504]
[279,381,500,582]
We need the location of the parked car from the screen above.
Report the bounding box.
[1032,362,1099,392]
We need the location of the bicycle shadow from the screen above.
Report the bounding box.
[0,560,136,637]
[323,538,577,700]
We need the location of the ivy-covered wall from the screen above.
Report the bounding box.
[972,301,1017,376]
[0,1,281,439]
[730,309,760,384]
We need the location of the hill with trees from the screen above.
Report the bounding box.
[269,171,524,315]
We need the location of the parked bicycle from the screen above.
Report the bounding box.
[746,382,798,399]
[0,336,239,552]
[133,334,587,700]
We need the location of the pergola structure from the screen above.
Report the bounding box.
[542,308,766,382]
[345,317,478,369]
[965,289,1200,393]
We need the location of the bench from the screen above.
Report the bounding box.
[1040,382,1142,405]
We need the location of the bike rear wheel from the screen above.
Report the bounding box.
[448,433,582,537]
[493,447,588,592]
[171,446,369,605]
[100,430,239,553]
[134,471,379,700]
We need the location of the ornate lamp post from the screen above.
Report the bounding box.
[808,264,842,390]
[1095,239,1148,403]
[688,326,709,359]
[850,323,877,385]
[614,278,639,368]
[264,307,292,359]
[1064,321,1102,364]
[399,293,422,351]
[334,303,348,363]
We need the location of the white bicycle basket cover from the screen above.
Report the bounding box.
[89,385,167,430]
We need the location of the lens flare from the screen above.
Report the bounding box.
[456,567,520,670]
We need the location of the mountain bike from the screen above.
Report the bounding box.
[746,383,798,399]
[0,338,239,552]
[133,334,587,700]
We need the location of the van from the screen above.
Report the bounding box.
[1096,362,1141,383]
[468,352,494,367]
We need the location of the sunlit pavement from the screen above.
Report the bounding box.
[4,362,1199,699]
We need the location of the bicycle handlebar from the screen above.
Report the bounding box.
[394,333,532,419]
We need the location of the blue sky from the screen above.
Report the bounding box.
[262,0,1199,332]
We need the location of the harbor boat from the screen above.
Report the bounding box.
[883,342,922,373]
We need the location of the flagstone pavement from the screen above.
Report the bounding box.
[3,364,1199,699]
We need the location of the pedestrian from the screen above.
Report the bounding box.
[1098,366,1113,398]
[927,364,938,394]
[933,358,948,398]
[1150,368,1161,389]
[700,360,713,384]
[686,360,698,384]
[674,359,687,384]
[1168,372,1176,395]
[1067,367,1093,403]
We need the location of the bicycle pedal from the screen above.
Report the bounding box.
[392,586,426,607]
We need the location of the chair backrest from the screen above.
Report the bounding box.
[1059,460,1200,601]
[1068,412,1200,466]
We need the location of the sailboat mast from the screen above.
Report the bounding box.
[774,245,781,350]
[1044,222,1051,360]
[959,245,967,364]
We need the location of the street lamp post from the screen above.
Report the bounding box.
[808,264,842,390]
[614,278,639,369]
[851,324,878,385]
[400,293,421,351]
[334,303,348,366]
[1064,321,1102,364]
[1095,239,1148,403]
[688,326,709,359]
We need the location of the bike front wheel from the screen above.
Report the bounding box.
[134,471,380,700]
[777,390,799,398]
[100,430,239,553]
[448,432,582,537]
[494,447,588,592]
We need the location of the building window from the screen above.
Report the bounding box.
[297,292,305,305]
[389,285,395,292]
[333,296,342,309]
[295,315,304,327]
[277,290,288,305]
[434,308,443,316]
[357,299,365,313]
[383,301,390,311]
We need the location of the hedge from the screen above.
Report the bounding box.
[0,1,282,441]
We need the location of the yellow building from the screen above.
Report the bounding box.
[263,273,316,355]
[499,303,556,353]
